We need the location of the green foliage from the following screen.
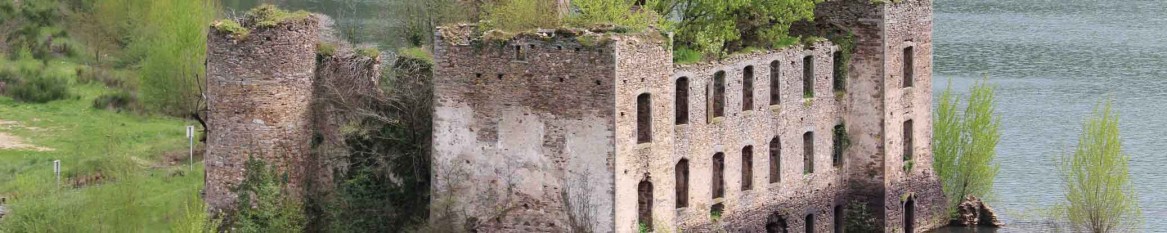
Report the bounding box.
[566,0,663,31]
[4,0,71,59]
[316,42,337,56]
[638,222,650,233]
[357,47,381,58]
[932,77,1001,218]
[246,4,313,28]
[6,68,71,103]
[1058,100,1142,233]
[231,156,307,233]
[212,20,250,39]
[170,193,222,233]
[844,200,880,232]
[656,0,822,57]
[673,47,704,64]
[92,91,141,113]
[131,0,216,116]
[399,46,434,65]
[480,0,561,32]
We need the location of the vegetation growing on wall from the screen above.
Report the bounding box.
[1057,100,1142,233]
[230,156,307,232]
[933,78,1001,217]
[646,0,822,59]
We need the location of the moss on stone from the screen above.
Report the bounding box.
[212,20,250,39]
[398,47,433,65]
[246,4,313,28]
[356,47,380,59]
[316,42,337,56]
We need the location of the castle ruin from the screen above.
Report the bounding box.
[431,0,945,232]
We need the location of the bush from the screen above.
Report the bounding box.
[93,91,141,113]
[566,0,663,31]
[6,68,70,103]
[480,0,561,32]
[1058,100,1142,233]
[933,78,1000,217]
[673,47,703,64]
[231,156,306,233]
[844,200,879,232]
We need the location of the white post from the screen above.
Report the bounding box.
[186,126,195,171]
[53,160,60,188]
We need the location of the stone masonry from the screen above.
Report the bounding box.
[204,12,381,214]
[432,0,945,232]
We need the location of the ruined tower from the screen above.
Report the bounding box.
[204,12,319,212]
[434,0,944,232]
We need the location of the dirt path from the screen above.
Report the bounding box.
[0,119,53,152]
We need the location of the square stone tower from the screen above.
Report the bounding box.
[431,0,944,232]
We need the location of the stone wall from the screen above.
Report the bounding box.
[431,26,622,232]
[204,15,320,213]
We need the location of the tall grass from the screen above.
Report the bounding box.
[933,77,1001,217]
[1058,100,1142,233]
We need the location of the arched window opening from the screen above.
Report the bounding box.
[904,46,914,88]
[713,71,726,117]
[834,205,844,233]
[806,214,816,233]
[769,137,781,183]
[770,60,781,105]
[803,56,815,98]
[676,78,690,125]
[832,124,845,168]
[804,132,814,174]
[766,213,789,233]
[712,152,725,198]
[638,179,654,231]
[675,159,689,208]
[743,66,755,110]
[742,146,753,190]
[637,93,652,143]
[904,120,914,164]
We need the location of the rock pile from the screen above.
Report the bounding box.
[955,195,1004,227]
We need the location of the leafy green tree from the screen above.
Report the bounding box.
[566,0,664,31]
[649,0,821,57]
[1058,100,1142,233]
[932,78,1001,217]
[232,156,307,233]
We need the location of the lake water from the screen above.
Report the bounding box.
[227,0,1167,231]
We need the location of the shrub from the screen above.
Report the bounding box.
[93,91,141,113]
[844,200,879,232]
[566,0,663,31]
[231,156,306,233]
[673,47,703,64]
[480,0,561,32]
[1058,100,1142,233]
[932,77,1000,217]
[6,68,70,103]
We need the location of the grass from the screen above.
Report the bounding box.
[398,46,432,64]
[247,4,313,28]
[0,58,203,232]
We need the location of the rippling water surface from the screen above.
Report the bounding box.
[229,0,1167,231]
[935,0,1166,231]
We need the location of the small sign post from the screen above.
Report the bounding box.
[53,160,60,188]
[186,126,195,171]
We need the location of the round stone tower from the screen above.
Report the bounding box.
[204,9,319,213]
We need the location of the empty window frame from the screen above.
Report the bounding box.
[834,205,844,233]
[832,124,845,168]
[637,94,652,143]
[638,179,654,231]
[803,56,815,98]
[833,51,845,92]
[770,61,781,105]
[712,152,725,199]
[713,71,726,117]
[743,66,755,110]
[804,132,814,174]
[742,146,753,191]
[806,214,816,233]
[769,137,781,183]
[676,78,690,125]
[676,159,689,208]
[904,119,914,163]
[904,46,914,88]
[515,45,526,61]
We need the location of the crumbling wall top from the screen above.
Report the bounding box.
[210,4,318,40]
[436,23,669,49]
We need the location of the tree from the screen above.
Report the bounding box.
[480,0,562,32]
[932,78,1001,217]
[648,0,821,57]
[1058,100,1141,233]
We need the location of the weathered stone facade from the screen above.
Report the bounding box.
[432,0,943,232]
[204,13,381,214]
[205,15,320,213]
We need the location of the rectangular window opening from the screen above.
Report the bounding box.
[676,78,690,125]
[804,132,814,174]
[770,61,781,105]
[743,66,754,110]
[803,56,815,98]
[742,146,753,191]
[637,94,652,143]
[904,46,914,88]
